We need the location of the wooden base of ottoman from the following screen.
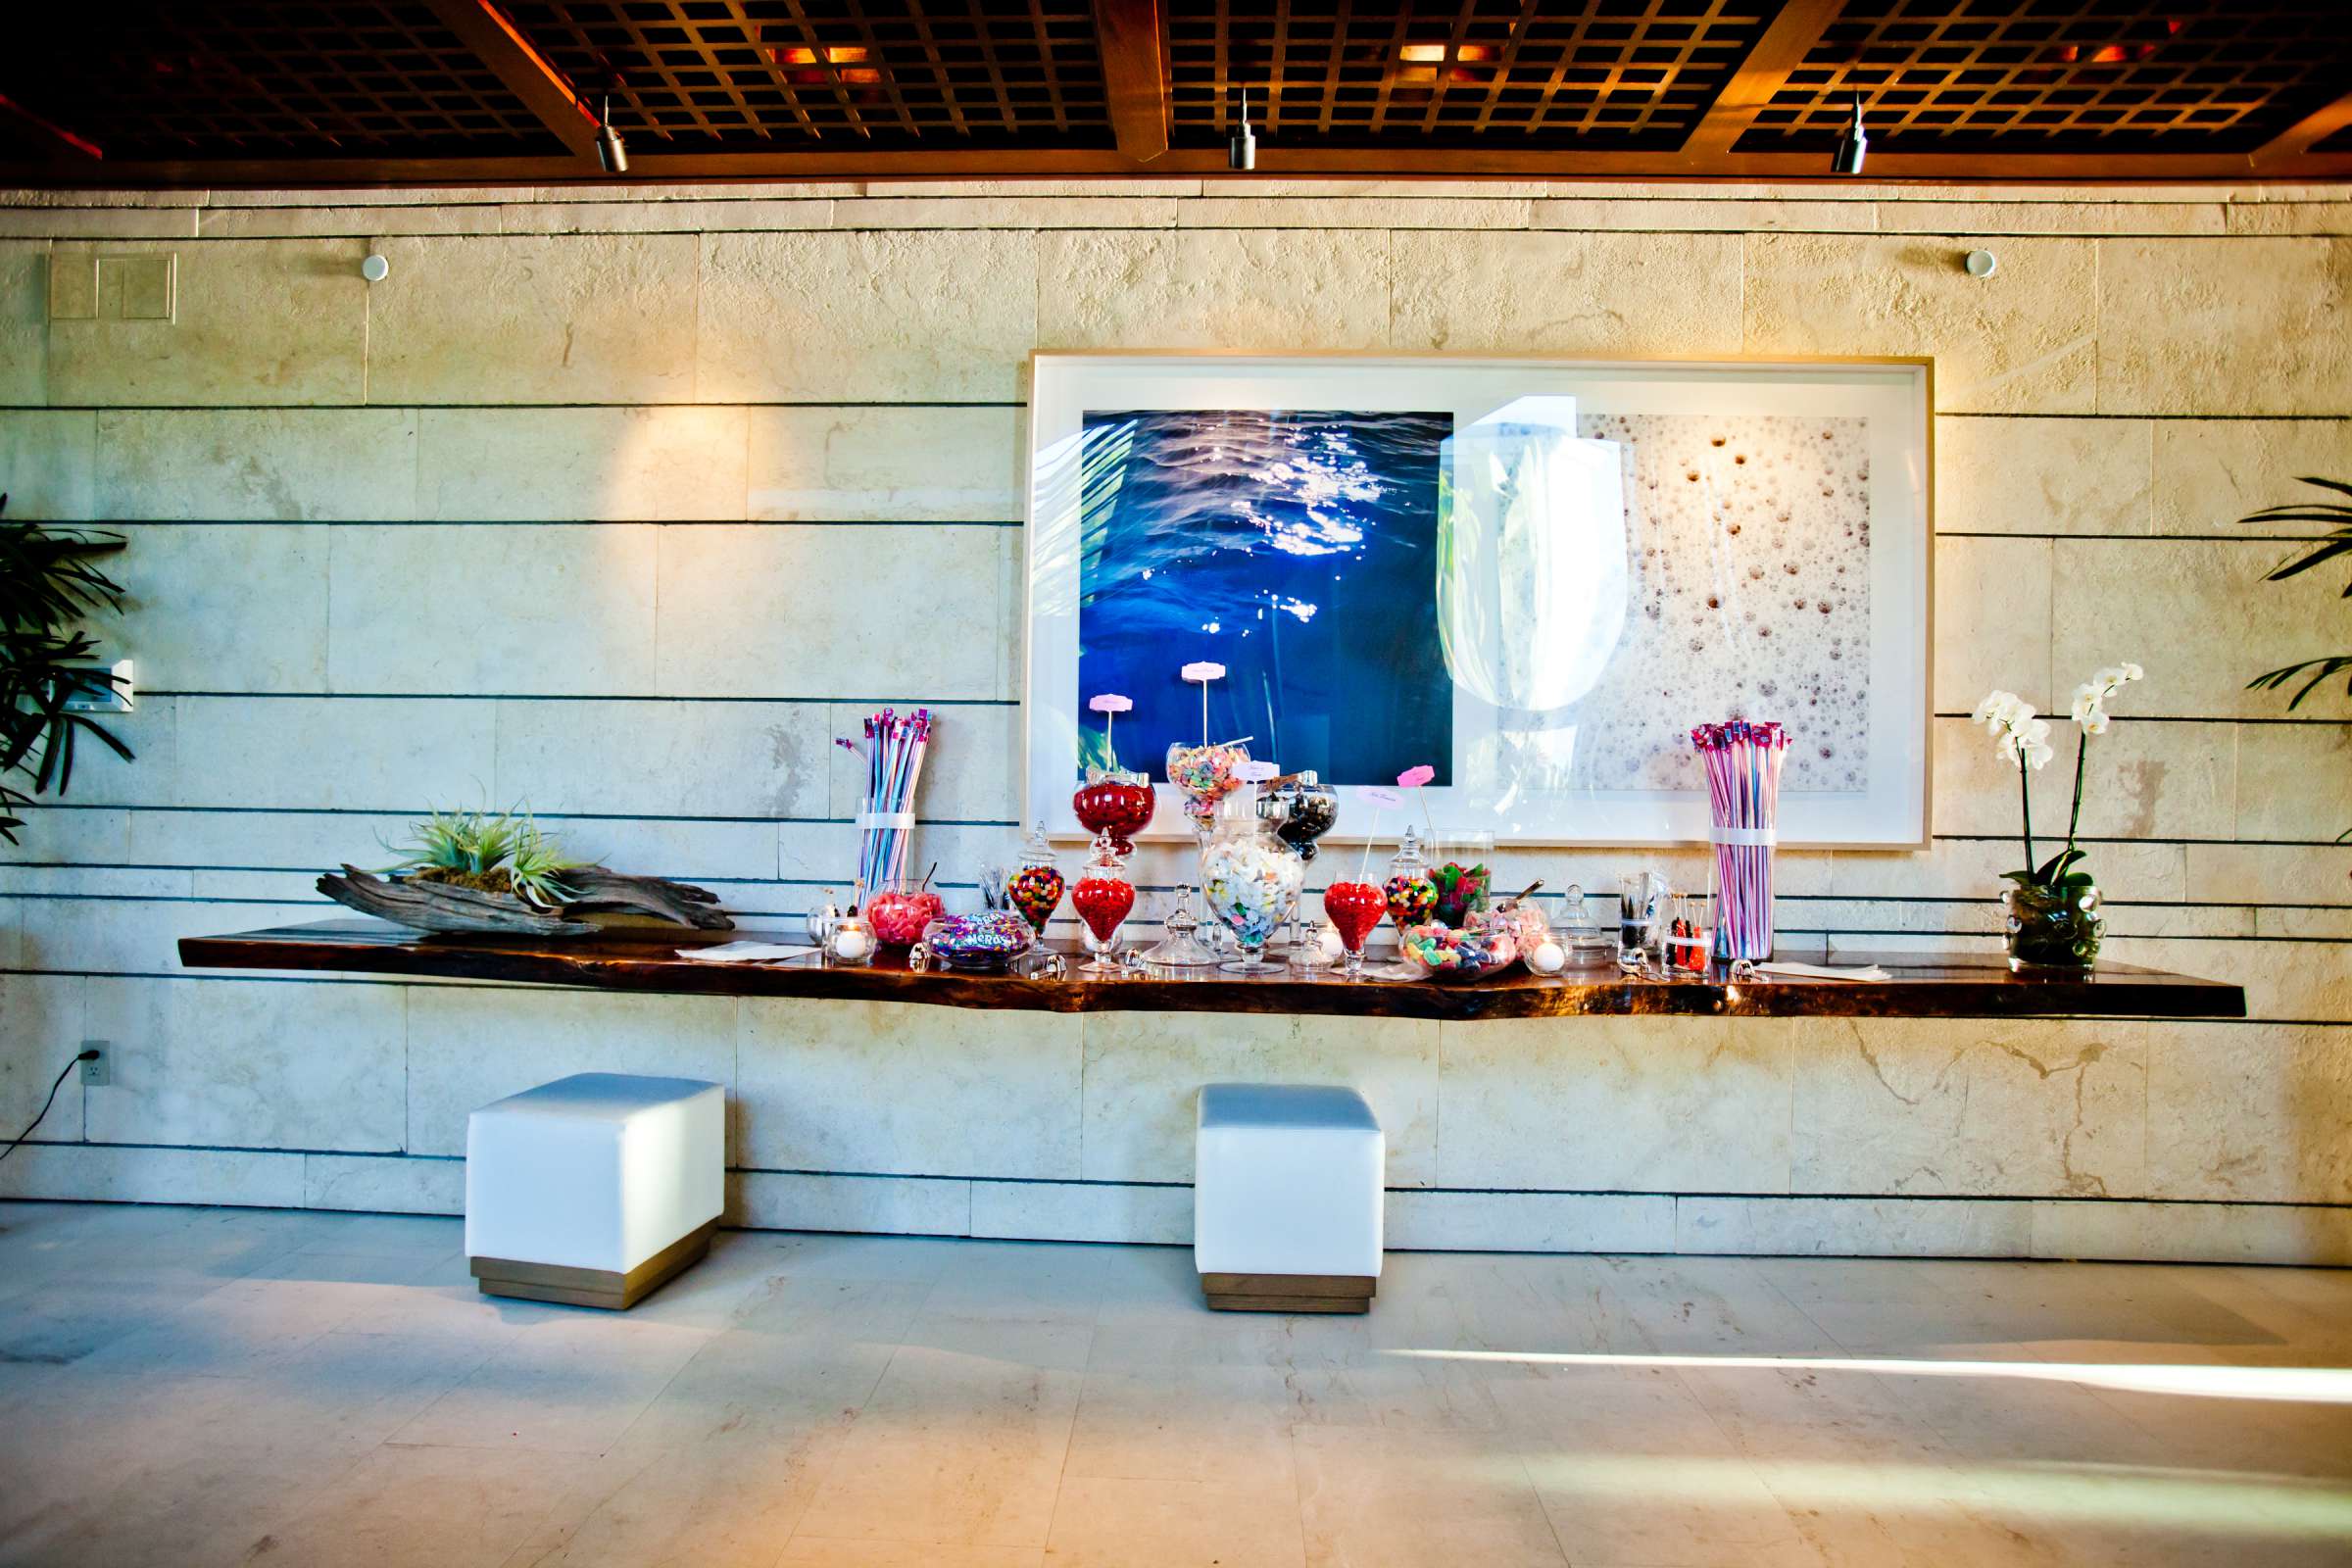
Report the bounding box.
[471,1218,717,1311]
[1200,1271,1377,1314]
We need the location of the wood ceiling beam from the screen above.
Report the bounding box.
[1093,0,1171,162]
[1682,0,1844,158]
[2251,88,2352,170]
[419,0,602,163]
[5,145,2350,188]
[0,91,103,160]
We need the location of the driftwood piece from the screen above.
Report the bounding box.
[563,865,734,930]
[317,863,736,937]
[318,865,594,937]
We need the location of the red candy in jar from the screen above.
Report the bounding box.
[1006,864,1066,932]
[1071,775,1154,857]
[866,886,943,948]
[1322,882,1387,955]
[1072,874,1135,944]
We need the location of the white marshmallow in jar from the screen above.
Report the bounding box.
[1200,836,1303,948]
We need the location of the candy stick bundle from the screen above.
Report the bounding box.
[840,708,934,906]
[1691,720,1789,961]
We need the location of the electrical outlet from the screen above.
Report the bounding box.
[79,1043,110,1087]
[62,659,134,714]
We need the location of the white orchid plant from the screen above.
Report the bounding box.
[1974,662,2143,893]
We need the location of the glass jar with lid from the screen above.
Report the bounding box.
[1199,786,1303,975]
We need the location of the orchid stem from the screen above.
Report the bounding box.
[2064,730,2087,861]
[2021,760,2035,882]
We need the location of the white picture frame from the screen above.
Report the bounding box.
[1024,352,1933,849]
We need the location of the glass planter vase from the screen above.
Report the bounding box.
[2002,881,2104,974]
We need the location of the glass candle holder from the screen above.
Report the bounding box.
[825,913,876,967]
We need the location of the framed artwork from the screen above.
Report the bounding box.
[1024,353,1933,849]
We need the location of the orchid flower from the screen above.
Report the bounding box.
[1981,662,2145,894]
[2070,662,2142,735]
[1972,691,2051,771]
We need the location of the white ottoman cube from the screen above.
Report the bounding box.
[1195,1082,1384,1313]
[466,1072,724,1310]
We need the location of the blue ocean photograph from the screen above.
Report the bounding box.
[1076,408,1454,786]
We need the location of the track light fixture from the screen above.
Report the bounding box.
[595,93,629,174]
[1229,87,1257,172]
[1831,89,1868,175]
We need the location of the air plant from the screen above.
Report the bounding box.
[503,818,584,907]
[381,806,581,906]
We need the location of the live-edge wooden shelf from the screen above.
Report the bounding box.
[179,919,2246,1023]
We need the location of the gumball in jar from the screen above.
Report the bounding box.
[1004,821,1067,934]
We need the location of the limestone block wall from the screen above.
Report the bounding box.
[0,179,2346,1261]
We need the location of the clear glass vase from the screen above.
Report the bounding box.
[2002,881,2104,974]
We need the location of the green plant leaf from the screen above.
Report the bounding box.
[2034,848,2088,883]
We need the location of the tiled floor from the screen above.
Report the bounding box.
[3,1203,2350,1567]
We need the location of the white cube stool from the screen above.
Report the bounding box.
[466,1072,724,1310]
[1195,1082,1384,1313]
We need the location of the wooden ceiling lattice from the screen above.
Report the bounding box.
[1165,0,1777,149]
[1,0,2349,181]
[1734,0,2352,154]
[505,0,1113,146]
[1,1,565,161]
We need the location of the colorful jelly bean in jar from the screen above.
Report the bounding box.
[1384,827,1438,932]
[1004,822,1065,934]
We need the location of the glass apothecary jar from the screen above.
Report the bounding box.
[1070,847,1136,975]
[1199,789,1303,975]
[1004,822,1066,935]
[1383,826,1437,933]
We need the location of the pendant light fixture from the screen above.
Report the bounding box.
[1229,86,1257,172]
[595,93,629,174]
[1831,88,1868,174]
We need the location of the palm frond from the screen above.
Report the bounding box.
[1,496,134,832]
[2247,656,2352,710]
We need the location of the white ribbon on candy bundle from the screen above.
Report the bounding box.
[1710,826,1777,847]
